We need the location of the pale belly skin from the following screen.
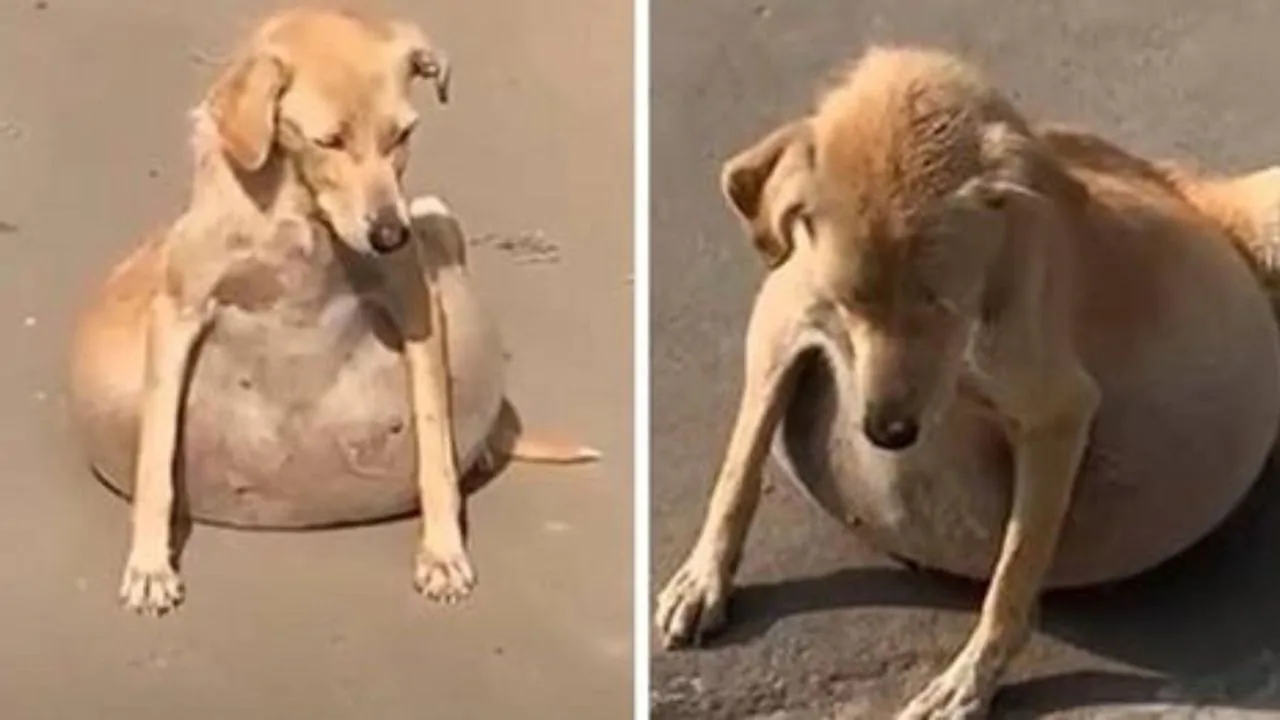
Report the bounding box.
[757,222,1280,588]
[68,214,506,529]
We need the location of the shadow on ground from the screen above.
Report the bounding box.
[693,456,1280,717]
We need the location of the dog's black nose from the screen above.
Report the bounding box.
[368,212,409,254]
[864,410,920,451]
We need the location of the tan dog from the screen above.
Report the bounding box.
[656,47,1280,718]
[69,9,596,617]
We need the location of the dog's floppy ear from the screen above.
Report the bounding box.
[205,51,290,172]
[721,120,814,268]
[390,21,451,105]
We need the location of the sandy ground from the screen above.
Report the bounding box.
[0,1,632,718]
[651,1,1280,718]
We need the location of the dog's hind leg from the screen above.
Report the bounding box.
[1224,168,1280,271]
[1165,166,1280,307]
[654,276,814,648]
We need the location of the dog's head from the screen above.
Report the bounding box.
[722,47,1083,451]
[201,9,451,256]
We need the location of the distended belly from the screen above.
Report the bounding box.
[77,277,506,530]
[771,335,1277,588]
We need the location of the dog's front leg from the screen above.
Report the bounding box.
[655,298,807,648]
[120,292,208,616]
[396,247,472,604]
[899,371,1098,719]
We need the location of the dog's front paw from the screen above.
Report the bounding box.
[897,651,995,720]
[654,554,731,649]
[119,556,184,616]
[414,546,476,604]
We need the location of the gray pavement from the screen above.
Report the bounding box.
[650,1,1280,717]
[0,1,632,718]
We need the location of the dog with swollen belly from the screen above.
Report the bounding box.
[656,46,1280,718]
[68,9,596,617]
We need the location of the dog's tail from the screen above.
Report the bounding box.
[508,434,602,464]
[480,401,602,469]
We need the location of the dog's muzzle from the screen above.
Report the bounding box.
[368,210,410,254]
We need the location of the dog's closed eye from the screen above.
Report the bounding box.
[314,131,346,151]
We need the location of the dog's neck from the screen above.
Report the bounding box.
[180,108,315,246]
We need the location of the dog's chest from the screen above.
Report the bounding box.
[212,222,362,311]
[203,231,399,403]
